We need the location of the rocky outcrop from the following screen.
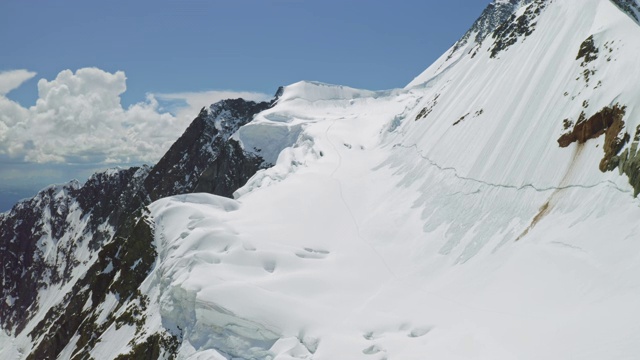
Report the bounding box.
[489,0,550,58]
[26,213,157,360]
[577,35,599,66]
[557,104,627,150]
[449,0,535,57]
[0,167,148,335]
[607,127,640,196]
[611,0,640,22]
[555,104,640,196]
[193,138,264,198]
[144,98,273,201]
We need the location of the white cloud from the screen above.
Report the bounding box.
[0,67,271,166]
[0,68,181,164]
[0,69,37,96]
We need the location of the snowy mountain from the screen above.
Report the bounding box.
[0,97,275,359]
[4,0,640,358]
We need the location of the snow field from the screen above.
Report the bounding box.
[148,78,640,358]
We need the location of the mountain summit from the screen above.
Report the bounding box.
[3,0,640,358]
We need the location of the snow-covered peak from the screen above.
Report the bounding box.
[455,0,538,52]
[407,0,551,88]
[38,180,81,197]
[276,81,378,103]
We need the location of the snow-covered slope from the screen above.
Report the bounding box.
[5,0,640,358]
[135,0,640,358]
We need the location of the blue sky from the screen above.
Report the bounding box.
[0,0,489,210]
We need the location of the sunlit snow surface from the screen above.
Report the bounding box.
[144,1,640,358]
[4,0,640,358]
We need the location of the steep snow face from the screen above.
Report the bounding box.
[139,0,640,358]
[145,1,640,359]
[406,0,640,191]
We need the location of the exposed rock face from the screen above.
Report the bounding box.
[577,35,599,65]
[0,94,277,359]
[555,104,640,194]
[414,93,440,121]
[447,0,550,59]
[0,167,149,335]
[450,0,531,56]
[611,0,640,21]
[607,127,640,196]
[26,213,158,360]
[557,104,627,150]
[144,98,273,201]
[489,0,550,58]
[560,103,640,198]
[193,138,265,197]
[600,110,630,172]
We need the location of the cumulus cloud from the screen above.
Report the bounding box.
[0,68,180,164]
[0,69,37,96]
[0,67,270,165]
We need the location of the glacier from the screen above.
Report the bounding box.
[4,0,640,358]
[141,0,640,358]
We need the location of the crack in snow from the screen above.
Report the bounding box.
[394,143,630,194]
[326,119,398,280]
